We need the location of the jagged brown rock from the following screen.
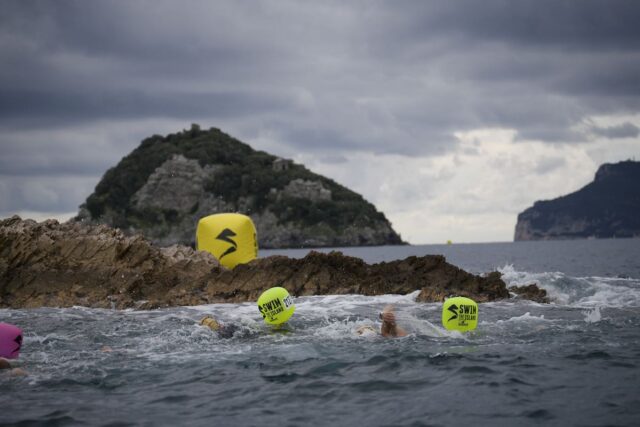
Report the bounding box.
[0,216,219,309]
[2,216,528,309]
[205,252,508,305]
[509,284,550,303]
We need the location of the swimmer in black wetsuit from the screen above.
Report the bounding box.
[199,315,240,339]
[201,305,407,339]
[200,315,293,337]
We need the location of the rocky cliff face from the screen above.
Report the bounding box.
[0,216,537,309]
[515,160,640,240]
[76,125,404,248]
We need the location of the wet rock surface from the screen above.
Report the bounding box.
[509,284,550,303]
[0,216,219,309]
[1,217,543,309]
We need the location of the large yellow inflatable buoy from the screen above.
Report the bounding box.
[442,296,478,332]
[257,287,295,325]
[196,213,258,269]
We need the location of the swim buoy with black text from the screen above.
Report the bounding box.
[442,296,478,332]
[257,287,295,325]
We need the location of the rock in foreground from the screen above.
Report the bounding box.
[1,216,533,309]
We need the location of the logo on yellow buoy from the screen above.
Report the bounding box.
[215,228,238,259]
[442,296,478,332]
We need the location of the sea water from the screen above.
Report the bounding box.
[1,239,640,426]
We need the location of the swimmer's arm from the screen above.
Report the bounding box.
[380,312,407,337]
[0,358,28,376]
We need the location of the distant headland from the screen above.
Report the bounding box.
[515,160,640,241]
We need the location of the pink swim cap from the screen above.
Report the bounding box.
[0,322,22,359]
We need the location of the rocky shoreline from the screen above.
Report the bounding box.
[0,216,545,309]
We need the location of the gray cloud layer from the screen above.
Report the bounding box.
[1,0,640,217]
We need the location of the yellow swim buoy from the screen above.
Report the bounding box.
[257,287,295,325]
[196,213,258,269]
[442,296,478,332]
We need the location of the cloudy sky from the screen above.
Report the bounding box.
[1,0,639,244]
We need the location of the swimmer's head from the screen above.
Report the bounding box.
[0,323,22,359]
[200,316,220,331]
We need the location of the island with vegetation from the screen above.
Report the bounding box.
[76,124,404,248]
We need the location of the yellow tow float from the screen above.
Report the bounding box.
[442,296,478,332]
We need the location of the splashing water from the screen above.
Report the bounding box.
[2,239,640,426]
[583,306,602,323]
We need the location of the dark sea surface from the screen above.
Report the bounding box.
[2,239,640,426]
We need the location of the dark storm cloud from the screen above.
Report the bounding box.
[357,1,640,144]
[0,1,274,63]
[591,122,640,139]
[0,141,106,177]
[365,0,640,53]
[1,0,640,218]
[0,175,95,213]
[2,1,639,144]
[0,89,289,130]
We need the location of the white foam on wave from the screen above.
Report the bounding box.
[499,264,564,285]
[26,332,72,344]
[296,291,421,307]
[583,307,602,323]
[498,264,640,308]
[62,295,398,362]
[575,279,640,307]
[108,292,433,362]
[311,318,373,339]
[187,291,421,318]
[181,291,446,342]
[496,312,548,324]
